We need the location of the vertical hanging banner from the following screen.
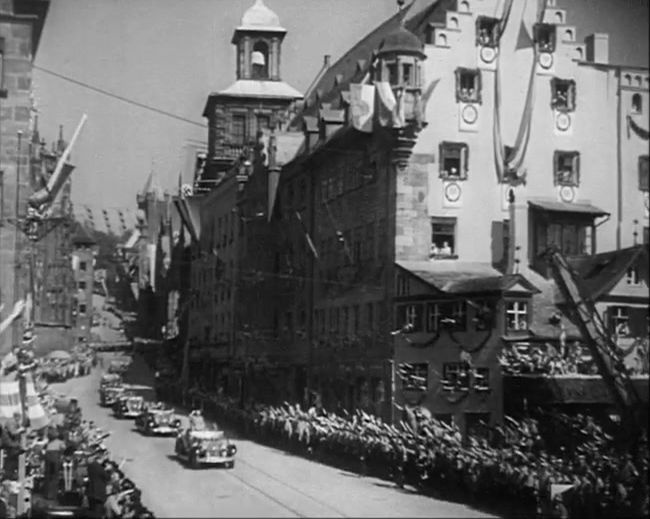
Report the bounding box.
[147,244,157,292]
[375,81,397,128]
[268,169,280,222]
[349,83,375,133]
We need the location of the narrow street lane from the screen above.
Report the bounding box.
[54,355,498,518]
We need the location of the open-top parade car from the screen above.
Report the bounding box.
[99,383,125,407]
[108,357,131,375]
[135,407,182,436]
[174,428,237,469]
[113,392,145,419]
[100,373,122,388]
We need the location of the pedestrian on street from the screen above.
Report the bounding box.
[43,428,65,500]
[86,452,110,517]
[1,412,25,480]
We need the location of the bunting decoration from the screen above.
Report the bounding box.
[349,83,375,133]
[493,0,542,183]
[628,115,650,140]
[419,78,440,123]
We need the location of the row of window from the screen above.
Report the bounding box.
[206,213,236,251]
[318,218,388,269]
[313,302,382,336]
[399,362,490,392]
[319,155,377,203]
[228,113,272,147]
[439,145,648,191]
[477,19,556,53]
[396,300,525,333]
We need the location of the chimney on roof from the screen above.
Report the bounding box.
[323,54,331,67]
[584,33,609,65]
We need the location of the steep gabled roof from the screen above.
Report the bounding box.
[396,261,531,295]
[569,245,649,300]
[290,3,414,126]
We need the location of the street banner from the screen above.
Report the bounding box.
[349,83,375,133]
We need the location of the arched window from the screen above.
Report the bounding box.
[251,41,269,79]
[632,93,643,114]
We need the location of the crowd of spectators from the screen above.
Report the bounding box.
[498,339,649,377]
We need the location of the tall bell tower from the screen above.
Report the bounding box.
[232,0,286,81]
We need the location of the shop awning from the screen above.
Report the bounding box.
[528,200,609,216]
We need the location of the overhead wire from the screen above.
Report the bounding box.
[33,64,206,128]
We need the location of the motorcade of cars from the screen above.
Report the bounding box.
[99,384,125,407]
[135,405,182,436]
[174,428,237,469]
[113,392,145,419]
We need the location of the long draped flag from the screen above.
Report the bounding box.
[295,211,319,259]
[349,83,375,133]
[173,197,201,243]
[493,0,542,182]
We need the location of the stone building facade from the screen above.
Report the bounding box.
[71,225,96,346]
[163,0,648,430]
[0,0,49,352]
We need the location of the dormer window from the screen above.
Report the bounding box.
[455,68,481,104]
[439,142,469,180]
[476,17,500,48]
[534,23,556,53]
[505,300,529,332]
[554,151,580,187]
[551,78,576,112]
[251,41,269,79]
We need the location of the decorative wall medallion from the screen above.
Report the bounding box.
[539,52,554,70]
[559,185,576,203]
[445,181,462,202]
[480,46,497,64]
[461,104,479,124]
[556,112,571,132]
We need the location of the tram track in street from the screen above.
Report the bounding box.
[229,454,349,518]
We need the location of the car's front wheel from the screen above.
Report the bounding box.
[225,461,235,469]
[189,452,200,470]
